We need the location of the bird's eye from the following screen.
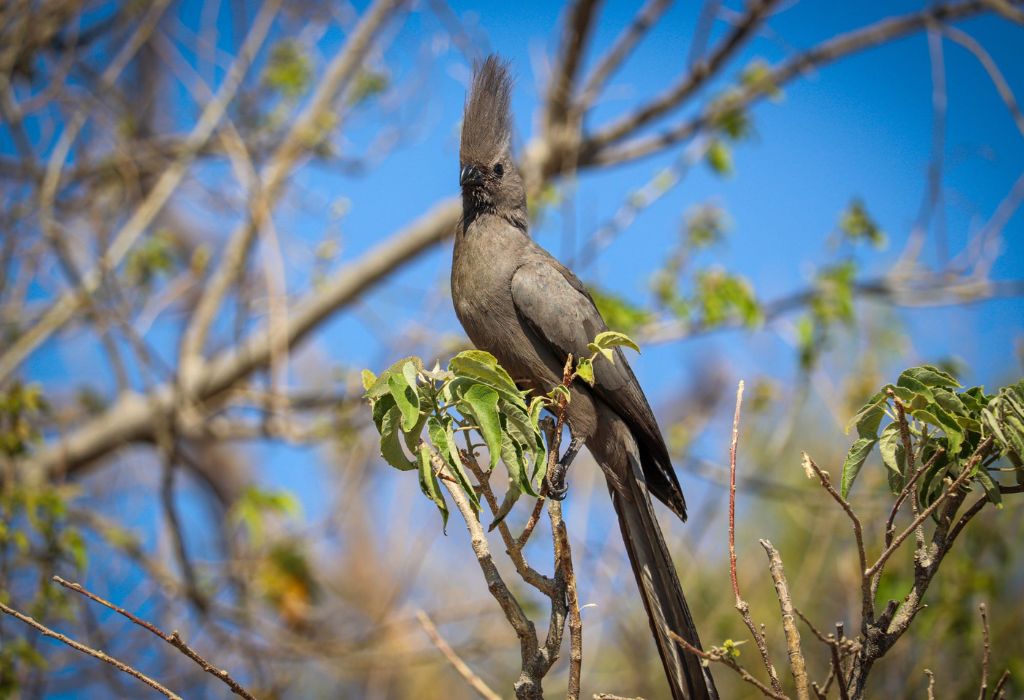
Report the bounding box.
[493,163,504,178]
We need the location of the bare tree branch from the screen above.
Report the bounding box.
[0,599,183,700]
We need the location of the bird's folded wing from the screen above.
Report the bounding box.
[510,260,631,393]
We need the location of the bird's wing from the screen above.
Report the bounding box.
[510,260,630,391]
[510,260,686,518]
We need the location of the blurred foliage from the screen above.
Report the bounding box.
[263,40,312,97]
[839,199,886,249]
[588,286,655,336]
[0,389,86,698]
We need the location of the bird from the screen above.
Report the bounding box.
[450,55,718,700]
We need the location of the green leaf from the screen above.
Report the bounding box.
[705,139,733,176]
[427,416,479,512]
[846,390,887,438]
[590,330,641,356]
[841,437,877,499]
[878,423,906,494]
[839,199,886,248]
[361,369,377,391]
[501,401,547,493]
[588,286,654,335]
[348,69,389,106]
[896,372,935,402]
[548,384,571,404]
[263,40,312,97]
[575,357,595,386]
[364,356,424,399]
[981,380,1024,467]
[900,365,961,390]
[417,443,449,532]
[449,350,527,408]
[974,467,1003,507]
[461,384,502,470]
[912,402,964,457]
[373,397,415,471]
[500,430,535,497]
[388,372,420,432]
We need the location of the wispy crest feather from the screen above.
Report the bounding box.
[461,55,513,165]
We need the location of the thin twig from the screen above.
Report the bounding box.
[578,0,672,108]
[978,603,990,700]
[585,0,993,167]
[884,446,945,548]
[729,380,782,694]
[0,0,280,383]
[802,453,872,625]
[760,540,809,700]
[51,576,257,700]
[992,669,1011,699]
[431,449,540,676]
[888,391,926,551]
[416,609,501,700]
[944,25,1024,138]
[925,669,936,700]
[0,599,183,700]
[866,439,992,579]
[666,630,788,700]
[729,380,745,603]
[542,353,582,698]
[588,0,779,150]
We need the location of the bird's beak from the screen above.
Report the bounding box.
[460,164,483,188]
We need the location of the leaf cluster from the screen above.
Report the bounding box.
[361,333,641,530]
[841,367,1024,507]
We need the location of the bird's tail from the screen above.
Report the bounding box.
[606,458,718,700]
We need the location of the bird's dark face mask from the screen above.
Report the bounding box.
[459,157,525,230]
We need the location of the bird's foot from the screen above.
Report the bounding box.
[545,437,583,501]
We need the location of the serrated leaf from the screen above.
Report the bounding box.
[417,443,448,532]
[364,356,424,399]
[388,373,420,432]
[841,437,877,499]
[549,385,571,404]
[576,357,595,386]
[896,373,934,402]
[846,391,886,438]
[500,430,535,497]
[449,350,527,408]
[427,416,479,512]
[501,401,547,492]
[377,403,415,471]
[461,384,502,470]
[591,330,641,354]
[587,343,614,362]
[878,423,906,494]
[901,365,961,390]
[974,467,1003,507]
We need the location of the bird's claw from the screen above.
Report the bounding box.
[546,463,570,500]
[545,436,583,501]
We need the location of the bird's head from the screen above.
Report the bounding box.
[460,55,525,221]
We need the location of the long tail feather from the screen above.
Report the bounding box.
[606,459,718,700]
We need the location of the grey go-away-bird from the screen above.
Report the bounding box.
[451,56,718,700]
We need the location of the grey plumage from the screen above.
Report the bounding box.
[451,56,717,700]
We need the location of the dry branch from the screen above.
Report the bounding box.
[0,599,183,700]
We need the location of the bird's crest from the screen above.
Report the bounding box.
[461,55,513,166]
